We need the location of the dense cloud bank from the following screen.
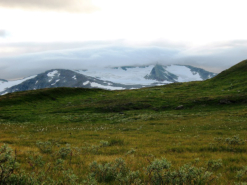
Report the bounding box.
[0,30,7,37]
[0,40,246,80]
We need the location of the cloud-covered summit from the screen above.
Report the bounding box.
[0,0,99,13]
[0,41,246,80]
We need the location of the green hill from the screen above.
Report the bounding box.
[208,59,247,92]
[0,60,247,184]
[213,59,247,81]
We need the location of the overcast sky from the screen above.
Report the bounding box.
[0,0,247,80]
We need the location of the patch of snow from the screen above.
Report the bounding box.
[90,82,125,90]
[51,79,60,86]
[83,81,90,85]
[47,70,59,77]
[165,65,202,82]
[156,84,166,86]
[72,75,77,80]
[74,66,157,85]
[35,80,38,84]
[154,81,172,84]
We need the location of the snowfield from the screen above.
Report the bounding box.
[47,70,59,77]
[165,65,202,82]
[76,66,157,85]
[90,82,124,90]
[0,65,216,95]
[75,64,205,85]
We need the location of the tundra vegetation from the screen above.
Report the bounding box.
[0,60,247,184]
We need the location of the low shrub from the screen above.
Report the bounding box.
[36,141,53,154]
[0,144,19,184]
[109,138,125,146]
[89,158,141,184]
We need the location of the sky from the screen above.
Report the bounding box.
[0,0,247,80]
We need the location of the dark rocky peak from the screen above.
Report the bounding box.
[145,64,178,81]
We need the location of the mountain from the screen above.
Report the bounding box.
[1,69,150,95]
[75,64,217,84]
[144,64,178,82]
[0,64,217,95]
[145,64,216,82]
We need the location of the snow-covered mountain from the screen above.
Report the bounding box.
[145,64,216,82]
[75,64,216,84]
[0,69,143,95]
[0,64,217,95]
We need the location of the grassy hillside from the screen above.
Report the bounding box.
[0,60,247,184]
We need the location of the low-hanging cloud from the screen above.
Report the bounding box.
[0,30,7,37]
[0,41,126,57]
[0,0,99,13]
[175,40,247,72]
[0,40,246,80]
[0,46,180,79]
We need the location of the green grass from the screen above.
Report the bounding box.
[0,60,247,184]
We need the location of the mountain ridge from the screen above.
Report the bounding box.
[145,64,179,81]
[0,64,217,95]
[0,69,141,95]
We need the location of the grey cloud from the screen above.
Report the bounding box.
[0,30,7,37]
[0,40,188,58]
[0,41,125,57]
[181,40,247,56]
[209,40,247,48]
[0,46,179,79]
[0,0,99,13]
[0,40,246,80]
[175,40,247,72]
